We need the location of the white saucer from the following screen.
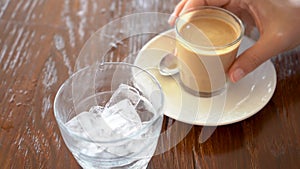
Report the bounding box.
[134,29,277,126]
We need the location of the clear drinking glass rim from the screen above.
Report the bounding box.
[53,62,164,144]
[175,6,245,50]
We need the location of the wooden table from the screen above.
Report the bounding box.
[1,1,299,168]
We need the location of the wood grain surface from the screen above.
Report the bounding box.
[1,1,299,169]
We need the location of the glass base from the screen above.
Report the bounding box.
[179,79,227,98]
[75,153,151,169]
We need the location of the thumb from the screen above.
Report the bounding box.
[168,0,206,26]
[168,0,188,26]
[228,36,280,83]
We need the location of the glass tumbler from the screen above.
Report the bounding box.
[54,62,164,169]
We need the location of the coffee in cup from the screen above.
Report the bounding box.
[175,6,244,97]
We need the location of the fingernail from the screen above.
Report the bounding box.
[168,13,175,25]
[231,68,245,82]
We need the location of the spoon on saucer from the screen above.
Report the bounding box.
[159,52,179,76]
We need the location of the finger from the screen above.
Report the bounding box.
[179,0,206,15]
[228,35,281,83]
[169,0,232,26]
[168,0,188,25]
[206,0,231,7]
[180,0,230,14]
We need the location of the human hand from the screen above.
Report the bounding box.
[168,0,300,82]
